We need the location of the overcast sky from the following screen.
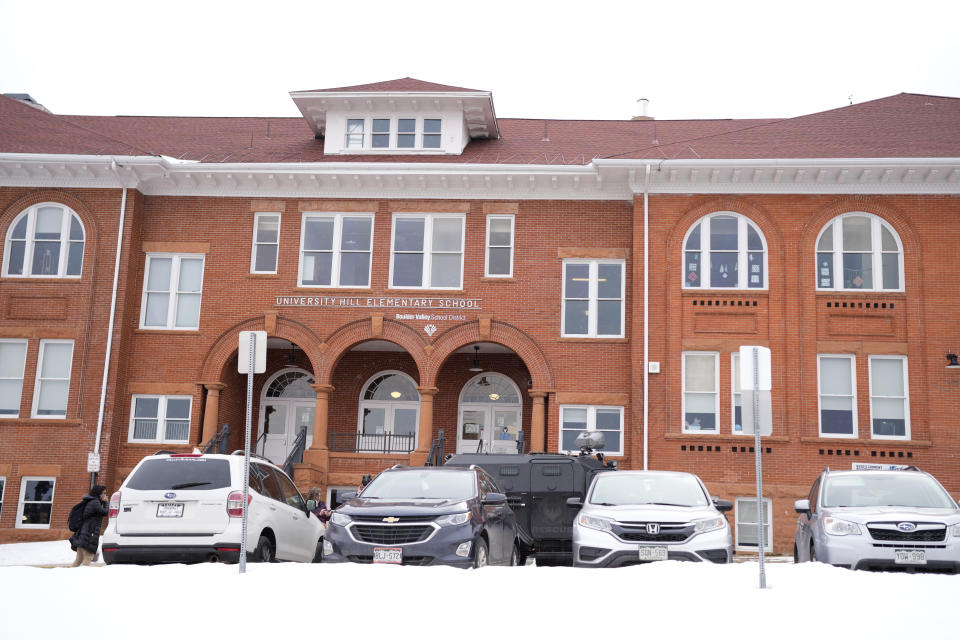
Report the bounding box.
[2,0,958,122]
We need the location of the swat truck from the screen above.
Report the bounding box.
[444,432,616,565]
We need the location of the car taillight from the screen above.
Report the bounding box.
[227,491,251,517]
[108,491,121,518]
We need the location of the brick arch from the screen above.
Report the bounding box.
[198,315,325,383]
[425,319,554,389]
[316,318,430,386]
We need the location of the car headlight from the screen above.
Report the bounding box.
[693,516,725,533]
[950,523,960,538]
[577,514,613,531]
[330,512,352,526]
[435,512,471,527]
[823,517,861,536]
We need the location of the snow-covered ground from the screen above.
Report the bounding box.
[1,540,956,639]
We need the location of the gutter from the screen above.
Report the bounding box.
[643,163,650,470]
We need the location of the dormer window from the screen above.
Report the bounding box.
[346,119,364,149]
[341,117,444,152]
[423,119,441,148]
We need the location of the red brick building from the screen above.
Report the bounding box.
[2,79,959,553]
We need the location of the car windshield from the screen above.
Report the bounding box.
[589,473,709,507]
[822,473,957,509]
[361,470,475,501]
[126,458,232,490]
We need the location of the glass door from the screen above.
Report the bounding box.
[490,409,521,453]
[261,403,289,464]
[458,408,486,453]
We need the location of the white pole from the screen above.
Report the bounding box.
[753,347,766,588]
[239,333,255,573]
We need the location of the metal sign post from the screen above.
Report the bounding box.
[238,331,267,574]
[739,345,772,589]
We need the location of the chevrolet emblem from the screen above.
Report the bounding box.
[382,516,400,523]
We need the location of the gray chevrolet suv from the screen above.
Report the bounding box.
[794,467,960,573]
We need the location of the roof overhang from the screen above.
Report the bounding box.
[289,90,499,140]
[1,154,958,200]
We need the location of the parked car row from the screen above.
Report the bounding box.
[100,450,960,573]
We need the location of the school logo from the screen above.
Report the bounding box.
[424,324,437,336]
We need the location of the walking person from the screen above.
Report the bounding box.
[305,487,332,524]
[69,485,109,566]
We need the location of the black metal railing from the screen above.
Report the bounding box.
[282,426,308,477]
[202,423,231,454]
[253,431,268,457]
[425,429,446,466]
[327,431,416,453]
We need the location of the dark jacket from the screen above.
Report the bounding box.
[69,495,109,553]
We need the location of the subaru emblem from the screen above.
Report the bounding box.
[897,522,917,532]
[646,523,660,535]
[164,492,176,499]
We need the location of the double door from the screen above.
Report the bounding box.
[259,401,314,465]
[359,402,418,452]
[458,405,521,454]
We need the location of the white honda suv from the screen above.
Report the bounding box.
[102,451,325,564]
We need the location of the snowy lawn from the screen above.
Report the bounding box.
[1,540,956,639]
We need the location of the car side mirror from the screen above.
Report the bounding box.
[566,496,583,508]
[341,491,357,501]
[483,492,507,506]
[794,499,811,515]
[713,498,733,513]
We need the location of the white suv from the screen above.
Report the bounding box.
[102,452,325,564]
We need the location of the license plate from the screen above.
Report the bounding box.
[156,503,184,518]
[373,547,402,564]
[638,546,668,561]
[894,549,926,565]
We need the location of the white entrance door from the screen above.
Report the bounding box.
[457,374,523,454]
[258,368,316,464]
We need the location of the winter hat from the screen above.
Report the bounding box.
[91,485,107,497]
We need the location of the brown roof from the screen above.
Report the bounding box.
[3,91,959,165]
[296,77,486,94]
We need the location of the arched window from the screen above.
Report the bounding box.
[265,370,315,398]
[358,371,420,452]
[815,213,903,291]
[3,203,85,278]
[683,213,766,289]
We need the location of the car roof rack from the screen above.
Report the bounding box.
[154,450,180,455]
[230,450,272,463]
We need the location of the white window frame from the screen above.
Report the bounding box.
[341,117,442,152]
[2,203,85,278]
[250,212,281,274]
[0,475,6,521]
[345,118,365,149]
[31,339,73,419]
[815,212,904,292]
[735,496,772,552]
[731,352,743,435]
[0,338,28,418]
[561,259,626,338]
[128,395,193,444]
[298,212,375,288]
[681,212,767,290]
[139,253,205,330]
[817,354,858,438]
[484,214,514,278]
[868,355,910,440]
[389,213,465,290]
[682,351,720,433]
[558,405,624,457]
[16,476,56,529]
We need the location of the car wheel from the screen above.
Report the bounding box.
[313,538,324,563]
[473,538,489,569]
[509,543,520,567]
[254,536,274,563]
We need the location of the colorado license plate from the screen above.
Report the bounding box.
[156,503,184,518]
[638,546,668,561]
[894,549,926,565]
[373,547,402,564]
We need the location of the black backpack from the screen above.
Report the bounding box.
[68,499,87,532]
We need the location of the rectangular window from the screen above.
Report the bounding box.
[869,356,909,439]
[397,118,416,148]
[345,119,364,148]
[683,352,718,432]
[129,395,192,443]
[250,213,280,274]
[140,254,205,330]
[390,214,464,289]
[372,118,391,148]
[735,497,772,552]
[32,340,73,418]
[0,339,28,416]
[485,215,514,277]
[818,354,856,437]
[559,406,623,456]
[732,352,743,434]
[299,213,374,287]
[423,118,442,148]
[17,477,56,529]
[561,260,625,337]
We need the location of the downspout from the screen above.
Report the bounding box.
[643,163,650,470]
[91,160,128,488]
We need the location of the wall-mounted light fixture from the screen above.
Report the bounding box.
[287,343,297,366]
[946,352,960,369]
[469,345,483,372]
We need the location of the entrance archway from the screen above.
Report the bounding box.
[457,373,522,454]
[258,368,315,464]
[357,371,420,453]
